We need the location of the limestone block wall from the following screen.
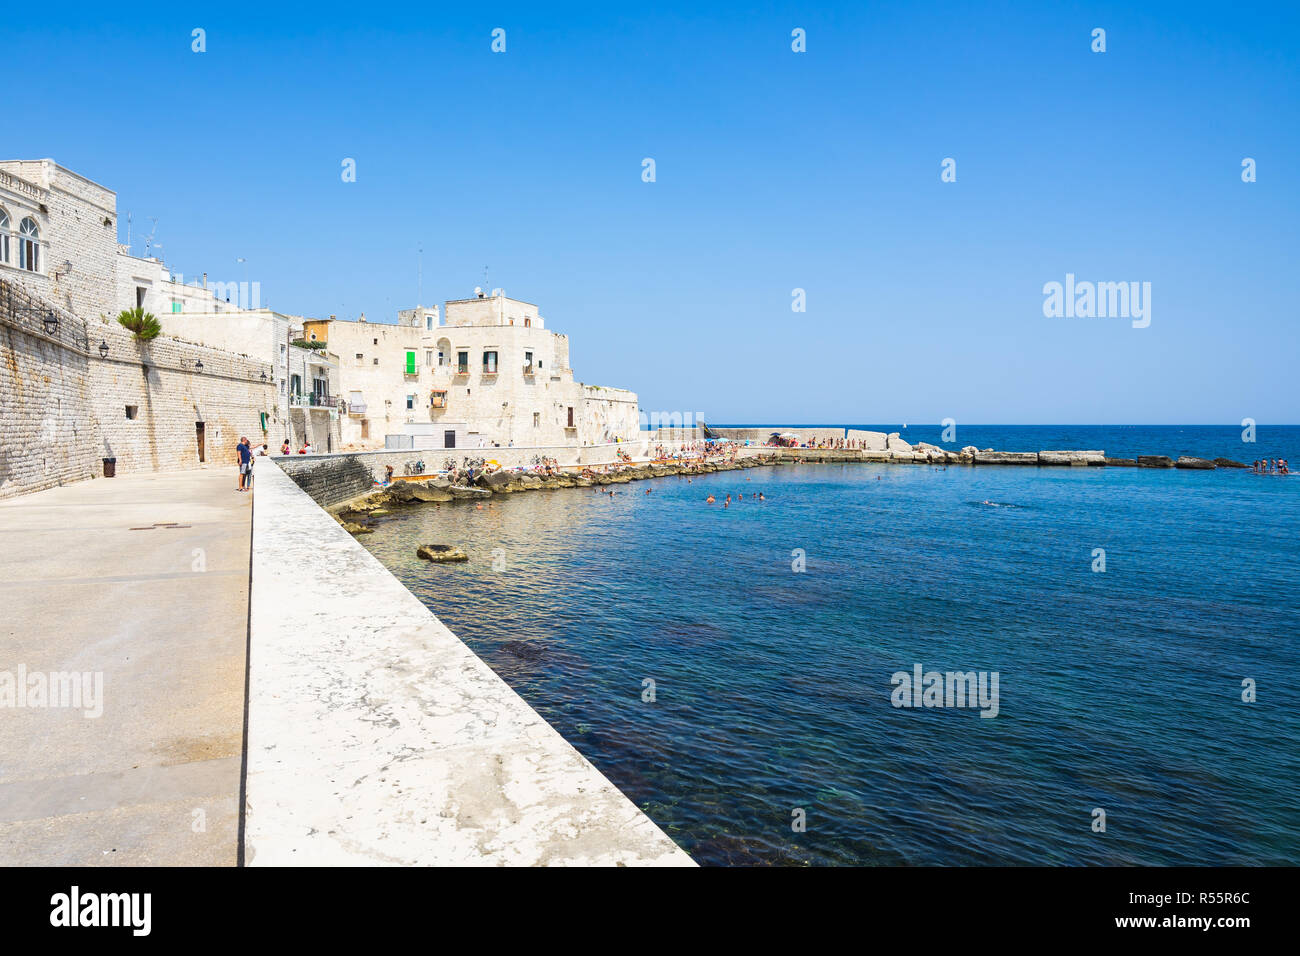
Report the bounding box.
[0,288,101,498]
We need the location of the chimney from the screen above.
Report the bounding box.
[202,272,208,289]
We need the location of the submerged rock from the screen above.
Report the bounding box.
[417,544,469,562]
[1214,458,1249,468]
[1137,455,1174,468]
[1105,457,1137,467]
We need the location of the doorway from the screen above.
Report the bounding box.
[195,422,206,462]
[444,430,456,449]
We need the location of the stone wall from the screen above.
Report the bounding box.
[0,283,100,497]
[1,277,277,499]
[278,436,703,507]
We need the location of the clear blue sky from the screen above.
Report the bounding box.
[10,1,1298,423]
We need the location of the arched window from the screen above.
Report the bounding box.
[524,318,531,328]
[19,217,39,273]
[0,208,9,264]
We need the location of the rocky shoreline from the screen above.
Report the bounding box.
[328,445,1256,536]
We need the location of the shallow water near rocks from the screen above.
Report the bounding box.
[359,443,1300,865]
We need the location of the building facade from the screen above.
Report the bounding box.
[305,290,640,450]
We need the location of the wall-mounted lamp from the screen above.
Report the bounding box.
[98,341,109,359]
[43,311,59,335]
[194,358,204,372]
[261,371,268,382]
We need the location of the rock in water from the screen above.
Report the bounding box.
[1137,455,1174,468]
[417,544,469,562]
[1214,458,1249,468]
[1175,456,1216,470]
[1105,458,1137,467]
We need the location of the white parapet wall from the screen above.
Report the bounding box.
[244,458,694,866]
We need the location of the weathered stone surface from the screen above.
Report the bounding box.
[449,484,491,499]
[961,445,978,457]
[1137,455,1174,468]
[1214,458,1249,468]
[973,450,1038,465]
[390,481,454,503]
[1175,456,1216,470]
[417,544,469,562]
[886,433,912,453]
[847,430,888,450]
[480,471,517,491]
[1105,458,1137,467]
[341,522,373,535]
[1038,450,1106,466]
[861,450,891,462]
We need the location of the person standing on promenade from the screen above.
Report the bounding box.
[236,437,252,491]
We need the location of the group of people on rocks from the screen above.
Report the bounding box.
[1254,458,1289,474]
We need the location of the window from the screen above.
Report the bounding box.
[525,350,533,367]
[533,412,540,428]
[482,350,498,373]
[373,338,378,345]
[406,395,415,410]
[538,359,543,368]
[125,405,139,420]
[457,350,469,372]
[19,217,40,272]
[136,287,146,308]
[425,349,434,367]
[524,318,531,328]
[373,358,379,365]
[171,300,181,313]
[355,353,364,364]
[426,315,433,331]
[567,406,575,428]
[405,350,416,375]
[0,208,9,264]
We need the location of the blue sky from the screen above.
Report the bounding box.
[10,1,1298,423]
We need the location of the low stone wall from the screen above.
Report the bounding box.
[277,438,703,507]
[707,425,846,445]
[245,458,694,866]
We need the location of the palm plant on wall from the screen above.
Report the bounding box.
[116,307,161,342]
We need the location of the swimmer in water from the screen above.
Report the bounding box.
[758,493,765,501]
[706,494,716,503]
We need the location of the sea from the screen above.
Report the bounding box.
[358,425,1300,865]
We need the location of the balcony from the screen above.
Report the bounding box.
[347,401,367,415]
[455,364,470,375]
[430,390,448,409]
[481,365,499,376]
[523,364,535,375]
[290,392,334,408]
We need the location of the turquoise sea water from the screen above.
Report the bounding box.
[360,426,1300,865]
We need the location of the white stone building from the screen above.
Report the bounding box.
[162,309,342,451]
[305,290,640,450]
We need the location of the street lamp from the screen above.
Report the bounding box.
[43,311,58,335]
[98,341,109,359]
[194,358,204,372]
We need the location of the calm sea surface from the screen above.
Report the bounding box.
[359,426,1300,865]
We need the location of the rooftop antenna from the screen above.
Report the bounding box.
[483,265,489,291]
[417,245,423,307]
[126,212,132,252]
[144,217,158,257]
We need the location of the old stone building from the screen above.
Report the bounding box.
[304,290,640,450]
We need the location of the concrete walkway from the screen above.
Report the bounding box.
[0,469,249,865]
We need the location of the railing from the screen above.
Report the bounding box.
[455,364,470,374]
[290,393,334,408]
[347,402,367,415]
[481,365,499,375]
[523,364,534,375]
[0,278,89,352]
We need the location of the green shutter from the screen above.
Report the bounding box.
[405,351,416,374]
